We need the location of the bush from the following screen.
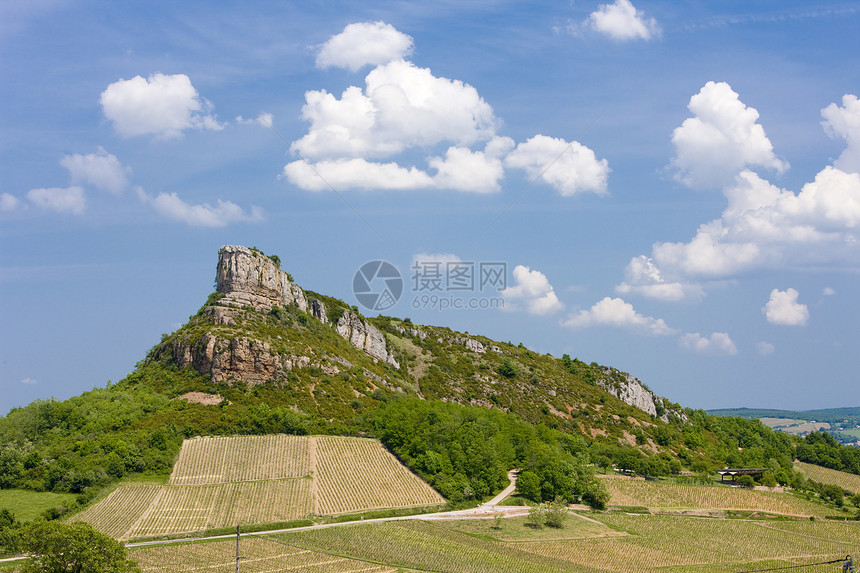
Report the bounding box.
[736,475,755,488]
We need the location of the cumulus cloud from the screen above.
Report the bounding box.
[429,137,513,193]
[822,94,860,174]
[501,265,564,315]
[679,332,738,355]
[822,287,836,296]
[292,59,497,160]
[101,73,223,138]
[505,135,609,196]
[586,0,660,41]
[21,377,37,385]
[616,255,705,301]
[670,81,788,189]
[60,148,129,194]
[1,193,21,211]
[316,21,413,72]
[756,341,775,356]
[623,93,860,298]
[764,288,809,326]
[137,189,263,227]
[630,166,860,287]
[562,297,674,335]
[26,186,86,214]
[287,23,610,195]
[283,158,434,191]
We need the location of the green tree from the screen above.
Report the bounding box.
[21,521,140,573]
[516,470,541,502]
[526,504,545,528]
[544,496,568,528]
[497,359,517,379]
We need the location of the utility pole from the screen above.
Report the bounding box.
[235,525,241,573]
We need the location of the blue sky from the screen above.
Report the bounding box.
[3,0,860,414]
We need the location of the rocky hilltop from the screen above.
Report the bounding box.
[150,245,681,436]
[158,246,398,386]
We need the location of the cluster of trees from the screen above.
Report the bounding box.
[797,431,860,476]
[366,397,608,508]
[1,518,139,571]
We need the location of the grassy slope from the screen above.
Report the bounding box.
[0,490,76,522]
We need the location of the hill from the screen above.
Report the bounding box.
[707,407,860,445]
[3,244,857,542]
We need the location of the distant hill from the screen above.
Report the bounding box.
[708,407,860,445]
[707,407,860,422]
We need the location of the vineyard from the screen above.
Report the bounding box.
[600,477,832,516]
[274,520,584,573]
[75,435,442,539]
[795,461,860,494]
[315,437,445,515]
[68,484,162,538]
[508,513,860,572]
[131,536,396,573]
[169,435,310,485]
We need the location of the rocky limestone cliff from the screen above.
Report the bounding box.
[336,310,399,368]
[167,245,400,386]
[168,333,311,385]
[596,366,670,422]
[208,245,307,324]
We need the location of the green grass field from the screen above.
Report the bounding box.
[0,489,77,522]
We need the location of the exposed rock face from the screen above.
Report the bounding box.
[210,245,307,325]
[336,311,400,368]
[596,367,669,422]
[452,336,499,353]
[167,332,311,386]
[311,299,328,324]
[165,245,400,386]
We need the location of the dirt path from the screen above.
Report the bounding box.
[483,469,518,506]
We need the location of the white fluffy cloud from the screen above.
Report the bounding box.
[283,158,434,191]
[562,297,674,335]
[822,94,860,174]
[429,138,513,193]
[60,148,129,194]
[502,265,564,315]
[623,93,860,299]
[587,0,660,41]
[287,23,609,195]
[101,73,222,138]
[21,377,37,385]
[316,21,414,72]
[504,135,609,196]
[0,193,21,211]
[616,255,705,301]
[292,59,497,160]
[679,332,738,355]
[764,288,809,326]
[26,186,85,214]
[137,189,263,227]
[670,81,787,189]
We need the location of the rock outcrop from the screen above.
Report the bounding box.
[165,245,399,386]
[209,245,307,325]
[168,333,310,386]
[596,367,670,422]
[336,311,399,368]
